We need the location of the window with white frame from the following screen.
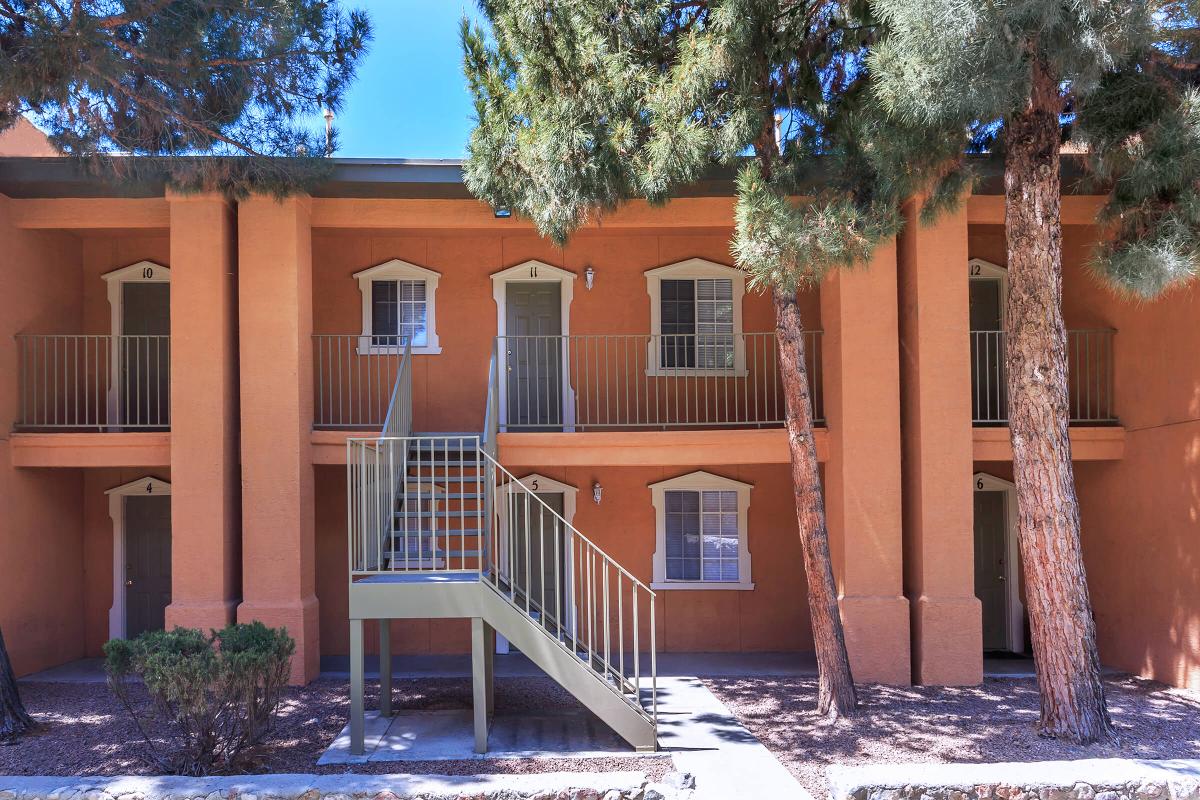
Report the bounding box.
[649,471,753,590]
[353,260,442,354]
[645,259,745,374]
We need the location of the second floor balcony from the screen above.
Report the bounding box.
[313,332,824,432]
[970,329,1117,425]
[14,334,170,431]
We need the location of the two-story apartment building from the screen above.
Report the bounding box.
[1,153,1196,741]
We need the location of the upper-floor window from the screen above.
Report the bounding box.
[353,259,442,355]
[645,259,746,375]
[649,470,754,590]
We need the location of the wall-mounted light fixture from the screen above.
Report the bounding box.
[494,207,512,219]
[584,266,595,290]
[592,481,603,505]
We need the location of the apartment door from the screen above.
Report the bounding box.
[973,489,1010,652]
[969,273,1006,422]
[512,492,568,626]
[505,282,563,429]
[120,282,170,428]
[124,494,172,639]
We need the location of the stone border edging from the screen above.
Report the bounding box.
[828,758,1200,800]
[0,771,675,800]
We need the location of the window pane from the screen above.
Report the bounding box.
[695,279,734,368]
[371,280,399,345]
[396,279,427,346]
[660,280,696,368]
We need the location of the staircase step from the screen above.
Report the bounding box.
[394,510,481,520]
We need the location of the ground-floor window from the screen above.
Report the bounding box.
[649,470,754,590]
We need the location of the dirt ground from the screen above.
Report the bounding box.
[706,674,1200,798]
[0,677,671,779]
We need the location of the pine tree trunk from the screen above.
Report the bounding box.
[0,626,35,740]
[1003,57,1113,744]
[772,283,857,718]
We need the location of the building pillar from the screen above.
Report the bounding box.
[236,195,319,684]
[897,200,982,685]
[165,192,240,634]
[820,242,911,685]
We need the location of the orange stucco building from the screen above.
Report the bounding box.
[1,152,1196,694]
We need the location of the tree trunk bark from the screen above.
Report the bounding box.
[772,283,857,718]
[0,626,35,740]
[1003,57,1113,743]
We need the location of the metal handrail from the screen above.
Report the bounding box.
[971,329,1117,424]
[481,449,657,724]
[14,334,170,430]
[313,334,410,429]
[346,432,657,728]
[381,338,413,438]
[495,331,822,430]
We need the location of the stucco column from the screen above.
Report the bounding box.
[236,194,319,684]
[897,200,982,684]
[165,192,240,634]
[820,242,911,685]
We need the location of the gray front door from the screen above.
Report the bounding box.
[513,492,568,626]
[973,490,1009,652]
[120,282,170,428]
[125,494,172,639]
[505,283,562,429]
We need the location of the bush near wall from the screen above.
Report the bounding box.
[103,623,295,776]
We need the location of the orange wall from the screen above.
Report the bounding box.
[312,229,819,432]
[0,196,86,675]
[315,462,812,657]
[970,223,1200,689]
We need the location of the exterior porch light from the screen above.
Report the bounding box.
[585,266,595,290]
[592,481,603,505]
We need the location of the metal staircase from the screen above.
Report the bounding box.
[345,343,657,754]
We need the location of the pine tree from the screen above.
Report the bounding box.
[0,627,34,740]
[871,0,1199,743]
[461,0,964,718]
[0,0,371,195]
[0,0,372,741]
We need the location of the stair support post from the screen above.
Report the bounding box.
[471,617,495,753]
[379,618,392,717]
[349,618,365,756]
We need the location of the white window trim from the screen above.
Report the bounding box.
[973,472,1024,654]
[102,261,170,429]
[968,258,1008,331]
[353,259,442,355]
[106,475,171,642]
[644,258,747,377]
[648,469,754,591]
[494,473,579,654]
[491,260,577,431]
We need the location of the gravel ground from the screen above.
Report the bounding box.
[706,674,1200,798]
[1,678,671,779]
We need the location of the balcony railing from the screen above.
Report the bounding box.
[14,334,170,430]
[496,331,822,431]
[313,335,410,429]
[971,329,1116,424]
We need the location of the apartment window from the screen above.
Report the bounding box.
[353,259,442,354]
[371,279,427,347]
[645,259,745,375]
[649,471,753,590]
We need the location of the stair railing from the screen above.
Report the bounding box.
[381,337,413,437]
[479,450,657,725]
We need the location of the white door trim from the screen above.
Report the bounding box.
[101,261,170,428]
[106,475,171,642]
[973,472,1023,653]
[493,473,578,654]
[491,260,576,431]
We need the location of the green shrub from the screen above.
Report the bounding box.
[104,622,295,775]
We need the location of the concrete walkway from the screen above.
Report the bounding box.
[654,675,814,800]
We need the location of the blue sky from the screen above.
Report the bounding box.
[322,1,483,159]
